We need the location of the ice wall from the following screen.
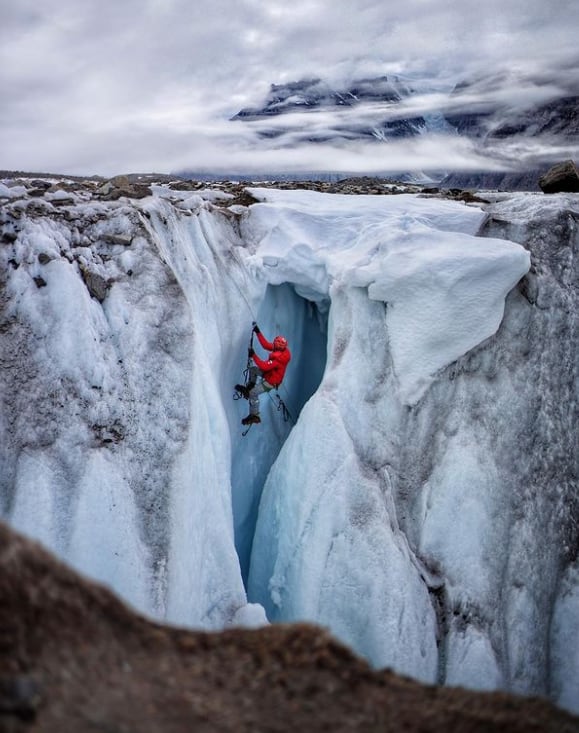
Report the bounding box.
[0,188,264,627]
[246,191,578,711]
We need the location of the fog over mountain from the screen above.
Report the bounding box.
[222,72,578,183]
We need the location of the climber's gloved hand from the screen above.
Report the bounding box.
[252,322,260,334]
[248,347,255,357]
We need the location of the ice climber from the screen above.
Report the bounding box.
[236,323,291,426]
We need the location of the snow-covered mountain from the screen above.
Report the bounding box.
[232,76,427,142]
[1,175,577,715]
[227,74,579,185]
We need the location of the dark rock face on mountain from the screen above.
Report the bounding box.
[234,76,404,118]
[440,168,549,192]
[444,94,579,143]
[1,522,577,733]
[232,76,426,142]
[490,95,579,139]
[539,159,579,193]
[441,69,579,142]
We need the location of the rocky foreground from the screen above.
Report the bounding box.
[0,170,488,207]
[0,522,577,733]
[2,159,577,203]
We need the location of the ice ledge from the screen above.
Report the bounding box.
[244,188,530,405]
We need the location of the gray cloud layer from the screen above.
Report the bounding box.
[1,0,578,176]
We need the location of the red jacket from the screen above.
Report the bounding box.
[253,332,291,387]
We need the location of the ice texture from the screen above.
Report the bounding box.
[1,183,577,715]
[244,188,529,404]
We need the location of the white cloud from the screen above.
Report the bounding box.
[0,0,577,176]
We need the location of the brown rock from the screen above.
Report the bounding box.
[539,160,579,193]
[109,175,131,189]
[79,266,110,302]
[103,233,133,246]
[0,675,42,721]
[102,184,151,201]
[0,521,577,733]
[96,176,151,201]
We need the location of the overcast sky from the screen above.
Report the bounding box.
[1,0,578,177]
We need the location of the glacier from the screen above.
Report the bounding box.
[1,178,577,713]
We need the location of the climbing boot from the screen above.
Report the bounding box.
[234,384,250,399]
[241,414,261,426]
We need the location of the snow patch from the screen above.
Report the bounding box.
[0,182,27,199]
[230,603,269,629]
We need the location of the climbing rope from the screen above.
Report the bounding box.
[269,392,294,424]
[229,268,258,323]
